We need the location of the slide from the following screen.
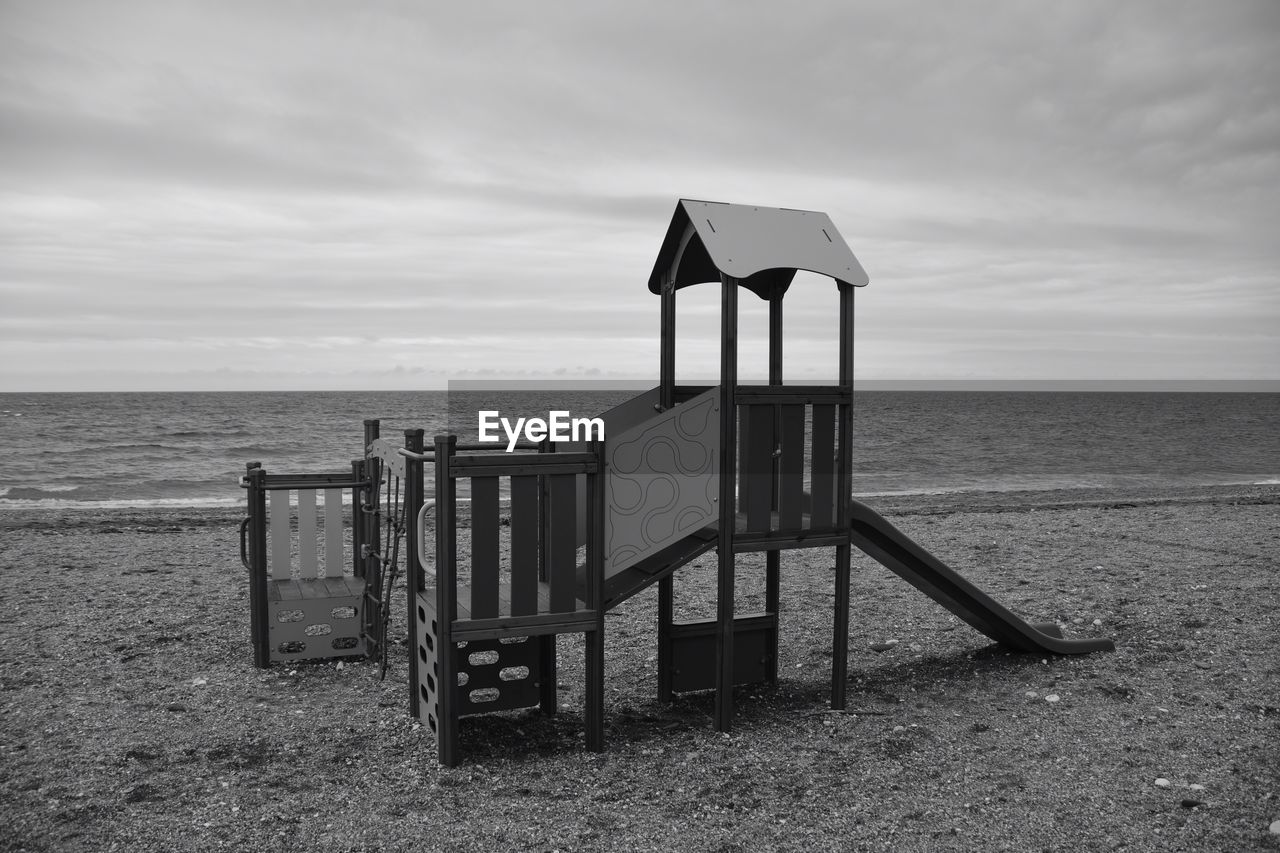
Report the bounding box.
[849,499,1115,654]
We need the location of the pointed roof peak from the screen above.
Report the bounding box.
[648,199,869,298]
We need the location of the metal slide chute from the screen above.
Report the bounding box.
[849,499,1115,654]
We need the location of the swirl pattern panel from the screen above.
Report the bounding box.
[604,388,720,577]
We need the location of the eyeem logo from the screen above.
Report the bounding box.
[478,411,605,452]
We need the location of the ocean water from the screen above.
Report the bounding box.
[0,390,1275,510]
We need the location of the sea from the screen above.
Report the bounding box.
[0,390,1276,511]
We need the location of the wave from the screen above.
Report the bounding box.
[0,496,245,511]
[32,442,194,457]
[224,445,284,456]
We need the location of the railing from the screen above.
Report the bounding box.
[428,436,603,632]
[241,463,373,667]
[735,384,851,541]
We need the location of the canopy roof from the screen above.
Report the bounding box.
[647,199,869,299]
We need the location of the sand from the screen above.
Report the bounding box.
[1,484,1277,851]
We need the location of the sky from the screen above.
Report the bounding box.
[1,1,1277,391]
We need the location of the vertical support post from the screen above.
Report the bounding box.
[537,435,558,712]
[537,437,558,716]
[351,458,365,577]
[403,428,425,719]
[657,282,676,702]
[360,419,381,583]
[245,463,270,668]
[766,288,783,686]
[660,280,676,410]
[352,456,378,659]
[584,440,606,752]
[831,284,855,710]
[433,434,460,767]
[715,275,738,732]
[359,419,381,661]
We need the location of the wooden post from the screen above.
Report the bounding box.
[715,274,738,732]
[584,439,606,751]
[433,434,460,767]
[537,437,557,716]
[658,281,676,702]
[361,419,381,584]
[831,283,854,709]
[404,428,425,719]
[763,289,783,685]
[350,458,365,577]
[660,281,676,411]
[245,463,270,668]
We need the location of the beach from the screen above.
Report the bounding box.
[2,483,1277,851]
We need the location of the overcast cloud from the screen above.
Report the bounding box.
[1,1,1277,390]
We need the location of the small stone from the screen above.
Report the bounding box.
[191,677,207,687]
[1044,694,1061,703]
[908,644,922,653]
[870,642,897,653]
[1180,799,1204,809]
[1270,820,1280,835]
[123,783,162,803]
[1092,619,1102,626]
[1189,784,1205,792]
[1024,691,1038,699]
[892,725,906,733]
[336,661,344,671]
[1156,707,1169,714]
[1155,778,1171,788]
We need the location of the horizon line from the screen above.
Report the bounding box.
[1,379,1277,394]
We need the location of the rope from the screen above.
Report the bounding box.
[358,449,409,680]
[378,470,407,681]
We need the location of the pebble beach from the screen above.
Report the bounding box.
[2,483,1277,851]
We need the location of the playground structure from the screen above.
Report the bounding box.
[240,199,1114,766]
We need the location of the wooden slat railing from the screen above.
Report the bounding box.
[428,438,601,633]
[736,388,845,537]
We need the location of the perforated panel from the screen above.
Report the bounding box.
[456,637,542,716]
[416,594,442,746]
[269,588,365,662]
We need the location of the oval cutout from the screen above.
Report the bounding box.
[467,650,499,666]
[304,623,333,637]
[331,637,358,650]
[276,609,305,623]
[277,641,305,654]
[457,671,469,686]
[469,688,500,704]
[499,666,529,682]
[330,606,356,620]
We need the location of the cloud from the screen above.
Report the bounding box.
[0,0,1277,390]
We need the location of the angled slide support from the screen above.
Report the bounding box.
[848,500,1115,655]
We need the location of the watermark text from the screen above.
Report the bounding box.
[478,411,605,452]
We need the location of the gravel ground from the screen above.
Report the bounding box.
[1,485,1277,852]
